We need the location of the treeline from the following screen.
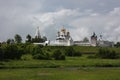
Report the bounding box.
[96,48,120,59]
[5,34,47,44]
[0,44,82,61]
[0,43,120,61]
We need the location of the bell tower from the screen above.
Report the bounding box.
[91,32,97,46]
[35,26,41,38]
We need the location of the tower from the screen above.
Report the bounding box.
[55,27,73,46]
[91,32,97,46]
[35,26,41,38]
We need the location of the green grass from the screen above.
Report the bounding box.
[0,55,120,68]
[43,46,120,54]
[0,68,120,80]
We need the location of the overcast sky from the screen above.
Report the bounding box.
[0,0,120,42]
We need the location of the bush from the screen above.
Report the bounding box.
[64,47,82,57]
[32,45,43,55]
[33,54,46,60]
[1,44,23,60]
[0,47,4,61]
[87,55,97,59]
[96,48,119,59]
[74,51,82,56]
[33,52,52,60]
[52,49,65,60]
[21,54,33,60]
[31,45,52,60]
[64,47,75,56]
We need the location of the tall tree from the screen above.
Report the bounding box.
[7,39,14,44]
[114,42,120,47]
[7,39,11,44]
[26,34,32,43]
[14,34,22,43]
[83,37,89,42]
[42,36,47,42]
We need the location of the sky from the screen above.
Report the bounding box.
[0,0,120,42]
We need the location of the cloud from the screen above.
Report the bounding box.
[0,0,120,42]
[32,7,120,42]
[0,0,43,41]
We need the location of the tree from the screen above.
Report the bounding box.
[1,44,22,60]
[114,42,120,47]
[96,48,119,59]
[32,37,44,43]
[7,39,14,44]
[7,39,11,44]
[26,34,32,43]
[83,37,89,42]
[14,34,22,43]
[52,49,65,60]
[64,47,75,56]
[42,36,47,42]
[0,47,3,61]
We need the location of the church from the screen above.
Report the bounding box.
[54,27,74,46]
[33,26,114,47]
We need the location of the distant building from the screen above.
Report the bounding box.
[74,41,91,46]
[97,35,114,47]
[33,26,114,47]
[54,27,74,46]
[35,26,41,38]
[74,32,114,47]
[91,32,97,46]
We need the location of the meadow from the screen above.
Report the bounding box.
[0,55,120,68]
[0,45,120,80]
[0,68,120,80]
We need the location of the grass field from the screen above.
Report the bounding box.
[43,46,120,53]
[0,55,120,68]
[0,68,120,80]
[0,46,120,80]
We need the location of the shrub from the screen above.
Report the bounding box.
[64,47,82,57]
[87,55,97,59]
[44,52,51,60]
[64,47,75,56]
[52,49,65,60]
[33,54,46,60]
[1,44,23,60]
[96,48,119,59]
[74,51,82,56]
[0,47,4,61]
[21,54,33,60]
[33,46,43,55]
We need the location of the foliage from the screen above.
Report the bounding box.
[64,47,75,56]
[114,42,120,47]
[6,39,14,44]
[74,51,82,56]
[64,47,82,57]
[14,34,22,43]
[21,54,33,60]
[32,37,44,43]
[83,37,89,42]
[0,44,120,61]
[32,45,43,55]
[42,36,47,42]
[26,34,32,43]
[0,47,4,61]
[96,48,119,59]
[52,49,65,60]
[1,44,23,60]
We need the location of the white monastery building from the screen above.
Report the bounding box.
[54,27,74,46]
[34,26,114,47]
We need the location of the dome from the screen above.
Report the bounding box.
[61,27,66,33]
